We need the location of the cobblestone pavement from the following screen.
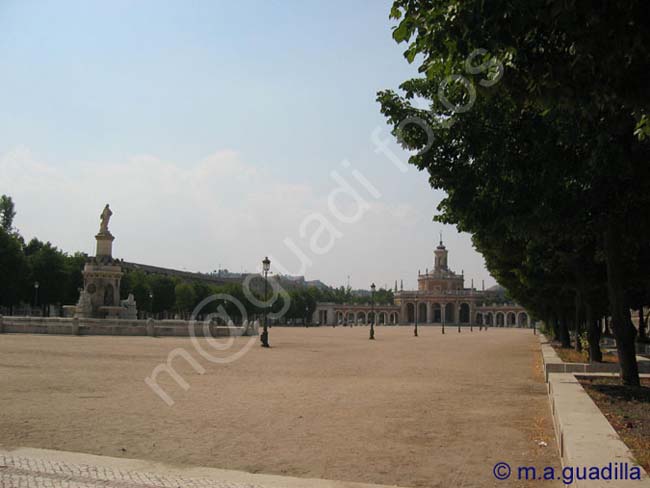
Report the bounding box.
[0,452,253,488]
[0,449,391,488]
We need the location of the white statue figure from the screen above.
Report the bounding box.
[75,289,93,318]
[99,204,113,233]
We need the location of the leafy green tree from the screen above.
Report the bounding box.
[379,0,650,384]
[27,241,67,313]
[62,253,86,305]
[150,276,177,316]
[0,228,28,311]
[175,282,196,316]
[0,195,16,232]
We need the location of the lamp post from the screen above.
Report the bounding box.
[149,291,154,319]
[33,281,40,315]
[414,298,419,337]
[305,306,309,328]
[458,305,461,333]
[442,303,445,334]
[261,256,271,348]
[369,283,376,340]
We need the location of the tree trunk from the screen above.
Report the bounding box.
[551,316,560,341]
[638,308,647,341]
[598,318,603,335]
[574,293,583,352]
[604,220,640,386]
[604,316,612,336]
[586,303,602,362]
[559,316,571,348]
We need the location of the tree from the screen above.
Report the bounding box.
[62,253,86,305]
[150,276,177,316]
[0,195,16,232]
[379,0,650,384]
[0,228,28,311]
[175,282,196,317]
[27,241,67,314]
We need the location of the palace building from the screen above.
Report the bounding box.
[313,239,531,327]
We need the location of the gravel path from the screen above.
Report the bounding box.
[0,327,560,487]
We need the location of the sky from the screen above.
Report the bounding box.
[0,0,497,290]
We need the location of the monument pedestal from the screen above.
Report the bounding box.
[69,205,138,320]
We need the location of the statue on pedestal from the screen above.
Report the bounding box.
[99,204,113,234]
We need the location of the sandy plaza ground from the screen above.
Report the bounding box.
[0,327,560,487]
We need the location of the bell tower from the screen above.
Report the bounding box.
[434,234,448,272]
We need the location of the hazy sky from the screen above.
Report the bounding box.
[0,0,497,290]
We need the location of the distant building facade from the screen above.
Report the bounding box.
[313,240,531,327]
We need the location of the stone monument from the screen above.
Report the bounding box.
[69,205,138,319]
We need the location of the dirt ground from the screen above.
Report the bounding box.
[580,376,650,473]
[0,327,560,487]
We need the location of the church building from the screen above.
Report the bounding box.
[313,239,531,328]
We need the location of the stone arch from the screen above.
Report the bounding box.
[444,303,455,323]
[336,311,344,324]
[406,303,415,323]
[346,312,355,324]
[418,303,427,323]
[517,312,529,328]
[507,312,516,327]
[104,284,115,306]
[390,312,398,324]
[433,303,442,323]
[356,311,367,324]
[459,303,471,324]
[378,312,386,324]
[485,312,493,326]
[496,312,505,327]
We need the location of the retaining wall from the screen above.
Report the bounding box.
[540,335,650,486]
[0,316,253,337]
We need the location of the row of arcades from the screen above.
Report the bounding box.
[329,305,531,327]
[402,302,531,327]
[334,310,400,325]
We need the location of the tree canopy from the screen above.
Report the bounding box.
[378,0,650,385]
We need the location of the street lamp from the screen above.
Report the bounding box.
[305,306,309,328]
[414,297,419,337]
[442,303,445,334]
[149,291,154,318]
[261,256,271,348]
[369,283,376,340]
[33,281,40,315]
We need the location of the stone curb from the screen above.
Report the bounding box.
[0,316,254,337]
[539,335,650,487]
[539,335,650,382]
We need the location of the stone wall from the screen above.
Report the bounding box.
[0,316,256,338]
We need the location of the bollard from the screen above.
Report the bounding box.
[71,317,80,336]
[147,318,156,337]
